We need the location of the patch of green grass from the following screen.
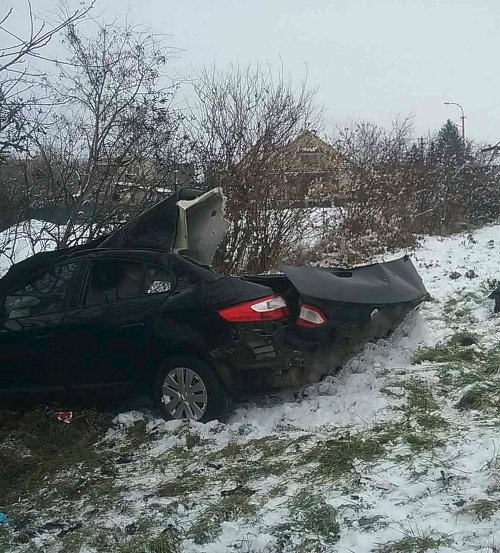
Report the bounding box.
[188,490,258,545]
[414,337,500,420]
[0,408,113,506]
[119,528,180,553]
[414,334,499,376]
[438,364,497,396]
[0,528,15,553]
[455,383,499,414]
[62,517,181,553]
[156,446,193,465]
[380,386,406,399]
[460,498,500,521]
[371,422,404,443]
[321,421,442,462]
[58,528,89,553]
[482,344,500,375]
[442,290,483,324]
[208,436,292,484]
[437,365,479,388]
[403,379,439,412]
[412,330,483,366]
[173,424,210,450]
[414,412,448,430]
[357,514,389,531]
[267,482,288,499]
[448,331,480,347]
[298,388,446,470]
[224,457,284,483]
[397,379,448,433]
[42,469,126,507]
[372,421,444,454]
[209,436,289,462]
[287,489,340,542]
[123,419,149,450]
[70,521,178,553]
[377,533,453,552]
[299,432,388,479]
[151,435,294,503]
[156,476,200,498]
[183,431,205,450]
[404,432,443,451]
[208,440,244,460]
[413,342,477,365]
[247,435,290,458]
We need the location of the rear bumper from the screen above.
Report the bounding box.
[213,301,423,396]
[211,321,307,393]
[213,322,294,371]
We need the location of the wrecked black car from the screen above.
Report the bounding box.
[0,188,428,421]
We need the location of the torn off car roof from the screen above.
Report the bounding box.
[100,187,229,266]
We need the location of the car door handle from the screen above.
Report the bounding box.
[120,322,144,329]
[35,334,54,340]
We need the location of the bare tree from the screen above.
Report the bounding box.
[316,117,420,264]
[0,1,94,156]
[188,64,321,274]
[24,19,182,249]
[1,1,94,268]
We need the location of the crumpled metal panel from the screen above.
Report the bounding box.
[282,256,428,305]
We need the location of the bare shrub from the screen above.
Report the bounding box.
[308,118,419,266]
[306,118,499,267]
[187,64,321,274]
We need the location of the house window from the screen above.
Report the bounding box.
[299,149,322,166]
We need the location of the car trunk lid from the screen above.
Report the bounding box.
[281,256,428,307]
[244,256,428,339]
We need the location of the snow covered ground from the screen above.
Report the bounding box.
[0,220,63,277]
[0,219,93,278]
[1,225,499,552]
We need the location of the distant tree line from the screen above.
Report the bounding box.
[315,118,500,265]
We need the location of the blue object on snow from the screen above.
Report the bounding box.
[0,513,7,524]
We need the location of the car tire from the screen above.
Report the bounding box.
[154,355,231,423]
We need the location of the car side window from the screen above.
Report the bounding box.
[84,260,174,306]
[3,262,77,320]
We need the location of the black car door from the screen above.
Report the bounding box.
[60,256,175,391]
[0,261,79,394]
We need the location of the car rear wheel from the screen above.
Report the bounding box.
[154,356,230,422]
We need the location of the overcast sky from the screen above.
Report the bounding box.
[7,0,500,143]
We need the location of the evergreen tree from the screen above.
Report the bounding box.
[433,119,467,162]
[405,141,425,166]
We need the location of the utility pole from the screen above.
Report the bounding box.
[444,101,466,141]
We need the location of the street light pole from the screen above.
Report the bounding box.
[444,101,466,141]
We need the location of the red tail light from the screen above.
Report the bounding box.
[297,303,327,328]
[218,294,289,323]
